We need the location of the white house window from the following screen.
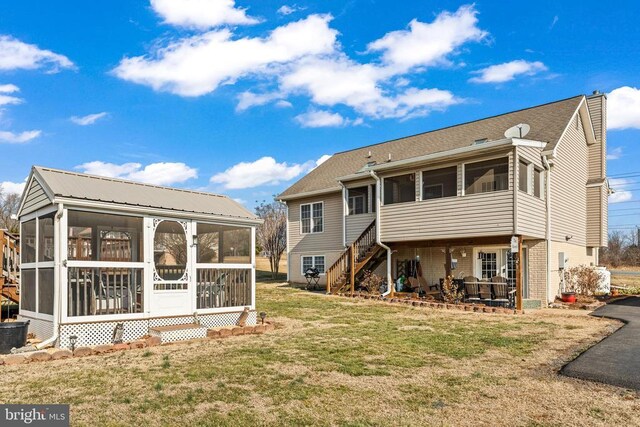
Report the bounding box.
[348,186,368,215]
[301,202,323,234]
[465,157,509,195]
[384,173,416,205]
[533,167,543,198]
[518,160,529,193]
[478,252,497,279]
[422,166,457,200]
[302,255,325,274]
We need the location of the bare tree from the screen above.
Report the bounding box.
[255,200,287,279]
[0,186,20,233]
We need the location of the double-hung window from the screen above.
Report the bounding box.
[301,202,323,234]
[348,186,368,215]
[302,255,325,274]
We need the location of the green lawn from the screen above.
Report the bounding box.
[1,282,637,427]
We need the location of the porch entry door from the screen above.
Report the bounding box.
[150,219,194,316]
[476,248,528,298]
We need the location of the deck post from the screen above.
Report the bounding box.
[445,245,452,279]
[350,245,355,296]
[516,235,523,311]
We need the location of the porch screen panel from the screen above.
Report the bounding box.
[384,174,416,205]
[197,223,251,264]
[21,219,36,264]
[518,161,529,192]
[38,214,55,262]
[21,269,36,312]
[37,268,54,315]
[465,158,509,195]
[533,168,542,198]
[67,211,143,262]
[67,267,144,317]
[196,268,251,309]
[422,167,457,200]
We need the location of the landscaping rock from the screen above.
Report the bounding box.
[4,354,27,365]
[482,307,492,313]
[464,305,473,311]
[231,326,245,336]
[50,349,73,360]
[243,325,256,334]
[93,344,115,354]
[264,322,275,332]
[11,345,37,354]
[27,351,52,362]
[145,336,162,347]
[113,343,130,351]
[254,324,266,334]
[129,340,146,349]
[0,357,4,365]
[73,347,93,357]
[219,328,232,338]
[207,329,221,338]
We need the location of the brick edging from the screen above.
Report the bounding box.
[336,292,524,315]
[0,322,276,366]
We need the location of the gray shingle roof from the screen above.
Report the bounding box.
[279,95,584,198]
[34,166,258,222]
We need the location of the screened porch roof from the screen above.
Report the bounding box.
[23,166,259,223]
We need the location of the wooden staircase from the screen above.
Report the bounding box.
[326,220,385,294]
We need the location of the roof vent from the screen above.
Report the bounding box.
[387,153,392,162]
[504,123,530,139]
[366,160,376,167]
[366,150,372,158]
[473,138,488,145]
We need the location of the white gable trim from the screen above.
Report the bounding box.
[17,170,55,217]
[549,97,596,158]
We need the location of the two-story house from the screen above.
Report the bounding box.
[279,93,608,308]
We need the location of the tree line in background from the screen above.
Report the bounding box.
[0,186,20,234]
[255,200,287,279]
[600,230,640,267]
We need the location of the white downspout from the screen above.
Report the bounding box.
[369,171,393,296]
[36,204,63,349]
[542,155,552,306]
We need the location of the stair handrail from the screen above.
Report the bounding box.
[326,220,377,294]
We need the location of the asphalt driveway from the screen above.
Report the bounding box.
[561,297,640,390]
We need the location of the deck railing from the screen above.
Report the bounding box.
[67,267,144,316]
[196,268,252,309]
[326,220,377,294]
[326,248,352,293]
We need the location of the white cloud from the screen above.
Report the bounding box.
[278,5,304,16]
[609,178,633,203]
[607,147,623,160]
[0,130,41,143]
[608,86,640,130]
[76,161,198,186]
[210,156,315,189]
[114,14,337,97]
[233,197,247,205]
[0,84,19,93]
[151,0,259,29]
[0,35,74,72]
[550,15,559,30]
[469,60,547,83]
[0,180,26,195]
[367,5,487,72]
[70,112,109,126]
[115,4,484,125]
[295,109,348,128]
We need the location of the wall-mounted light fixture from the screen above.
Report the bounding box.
[565,235,573,241]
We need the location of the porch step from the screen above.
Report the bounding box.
[148,323,207,343]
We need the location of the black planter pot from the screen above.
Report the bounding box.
[0,320,30,354]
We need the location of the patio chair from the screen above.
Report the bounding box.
[419,276,440,299]
[491,276,515,307]
[406,277,419,293]
[463,276,480,303]
[478,282,493,305]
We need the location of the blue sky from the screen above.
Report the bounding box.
[0,1,639,232]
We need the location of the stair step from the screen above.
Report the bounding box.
[149,323,208,343]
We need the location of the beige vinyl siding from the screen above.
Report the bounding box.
[287,192,344,254]
[516,146,546,238]
[346,213,376,244]
[380,153,514,242]
[600,183,608,247]
[344,178,375,189]
[586,186,603,247]
[21,178,52,215]
[550,113,588,246]
[288,250,343,285]
[586,96,606,180]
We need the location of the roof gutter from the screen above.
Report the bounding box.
[369,170,393,297]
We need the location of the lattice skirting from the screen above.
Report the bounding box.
[58,311,256,348]
[18,316,54,341]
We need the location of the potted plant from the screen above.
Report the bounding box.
[561,270,577,303]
